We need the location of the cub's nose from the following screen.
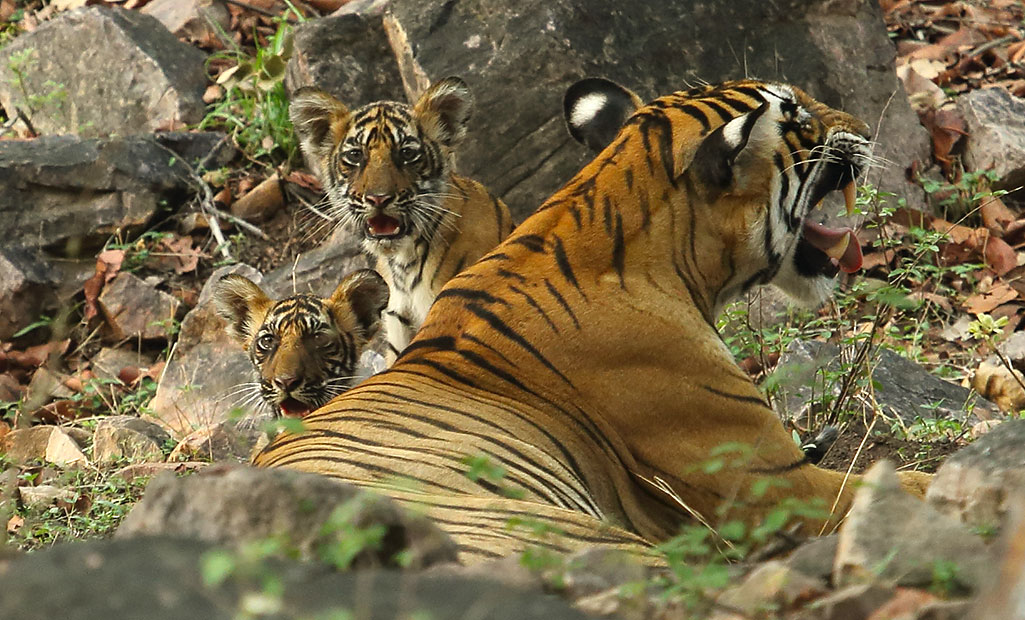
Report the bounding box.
[273,375,301,393]
[365,193,392,208]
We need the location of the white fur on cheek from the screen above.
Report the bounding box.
[570,92,609,129]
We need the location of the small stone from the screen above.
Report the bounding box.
[801,583,895,620]
[140,0,230,43]
[98,272,181,341]
[166,422,255,463]
[114,461,208,484]
[0,248,55,341]
[91,348,155,383]
[927,419,1025,530]
[26,367,75,406]
[968,505,1025,620]
[561,548,648,599]
[716,560,826,615]
[836,461,992,592]
[867,588,941,620]
[45,428,87,467]
[229,173,284,222]
[18,484,75,510]
[912,600,971,620]
[92,416,170,464]
[970,360,1025,413]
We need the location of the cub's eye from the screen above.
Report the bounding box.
[255,333,276,353]
[399,145,421,164]
[313,331,334,350]
[341,148,364,166]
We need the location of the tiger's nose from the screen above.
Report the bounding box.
[273,375,301,393]
[365,193,391,208]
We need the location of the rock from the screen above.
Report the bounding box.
[140,0,230,44]
[0,248,55,341]
[261,229,371,298]
[772,340,997,427]
[166,422,256,463]
[716,560,826,615]
[0,6,206,137]
[98,272,182,341]
[785,534,839,584]
[114,461,208,484]
[25,367,74,406]
[909,600,971,620]
[44,427,87,467]
[797,583,895,620]
[18,484,76,510]
[90,347,155,382]
[92,416,170,464]
[927,419,1025,530]
[285,0,403,104]
[117,465,459,569]
[835,461,993,591]
[383,0,929,221]
[996,330,1025,364]
[958,87,1025,198]
[0,537,591,620]
[867,588,943,620]
[1,427,53,465]
[971,360,1025,413]
[561,548,648,600]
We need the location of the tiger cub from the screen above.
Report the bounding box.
[213,270,389,419]
[290,77,514,365]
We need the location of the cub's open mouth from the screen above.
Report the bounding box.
[366,214,403,238]
[796,173,864,278]
[278,397,313,418]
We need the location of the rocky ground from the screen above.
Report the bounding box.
[2,0,1025,618]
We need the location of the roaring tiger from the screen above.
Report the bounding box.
[290,77,514,365]
[256,78,930,563]
[213,270,388,419]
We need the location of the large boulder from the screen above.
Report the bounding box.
[958,86,1025,198]
[0,6,206,137]
[383,0,930,221]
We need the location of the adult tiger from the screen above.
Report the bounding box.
[256,78,929,562]
[290,77,513,366]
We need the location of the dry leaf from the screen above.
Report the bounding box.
[984,236,1017,276]
[7,514,24,535]
[83,249,125,321]
[981,194,1017,236]
[964,282,1018,314]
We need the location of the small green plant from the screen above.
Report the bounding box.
[105,230,175,272]
[461,453,526,499]
[11,313,53,338]
[6,47,70,130]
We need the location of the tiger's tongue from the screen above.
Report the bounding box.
[802,220,863,273]
[368,214,400,236]
[279,398,312,418]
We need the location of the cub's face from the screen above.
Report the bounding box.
[290,77,473,252]
[213,270,389,418]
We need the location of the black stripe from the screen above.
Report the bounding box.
[700,99,734,123]
[550,235,584,295]
[464,303,575,388]
[543,279,580,329]
[677,103,711,132]
[612,211,626,289]
[508,284,559,333]
[435,287,512,307]
[385,309,414,327]
[701,384,769,407]
[510,235,546,252]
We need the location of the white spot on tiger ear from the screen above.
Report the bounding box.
[721,114,750,150]
[763,83,795,102]
[569,92,608,129]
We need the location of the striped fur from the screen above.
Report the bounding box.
[258,80,930,563]
[213,270,388,419]
[291,78,513,366]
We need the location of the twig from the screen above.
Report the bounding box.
[820,416,877,536]
[152,141,232,259]
[14,106,35,136]
[967,34,1020,59]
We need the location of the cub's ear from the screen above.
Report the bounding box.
[687,101,770,195]
[413,76,473,147]
[212,274,273,348]
[290,87,351,178]
[564,78,644,153]
[329,269,389,338]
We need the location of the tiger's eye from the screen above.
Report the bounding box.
[399,145,421,163]
[341,148,364,166]
[313,331,334,349]
[255,333,276,352]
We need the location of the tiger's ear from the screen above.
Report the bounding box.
[329,269,389,338]
[290,87,351,178]
[413,76,473,147]
[564,78,644,152]
[212,274,273,348]
[687,101,770,194]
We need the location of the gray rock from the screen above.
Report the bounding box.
[166,421,257,463]
[98,272,182,341]
[959,87,1025,198]
[716,560,826,616]
[771,340,996,427]
[285,0,402,105]
[785,534,839,584]
[927,419,1025,530]
[140,0,230,43]
[43,425,88,467]
[261,228,370,298]
[383,0,929,221]
[834,461,993,592]
[0,6,206,137]
[92,415,170,464]
[0,248,55,340]
[561,548,648,600]
[90,347,155,382]
[969,505,1025,620]
[117,465,459,569]
[0,537,592,620]
[25,367,74,405]
[17,484,75,510]
[1,426,66,466]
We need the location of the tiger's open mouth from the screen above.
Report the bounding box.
[366,214,404,239]
[795,162,863,278]
[278,397,313,418]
